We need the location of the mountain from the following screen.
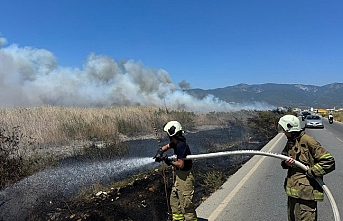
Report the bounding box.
[185,83,343,109]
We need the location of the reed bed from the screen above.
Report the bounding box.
[0,105,250,146]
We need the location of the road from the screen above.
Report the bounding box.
[196,118,343,221]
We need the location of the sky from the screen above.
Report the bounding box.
[0,1,342,110]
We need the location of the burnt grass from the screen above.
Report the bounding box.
[29,149,257,221]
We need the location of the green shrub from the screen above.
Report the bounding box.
[247,111,279,141]
[201,171,226,191]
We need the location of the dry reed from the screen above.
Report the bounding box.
[0,106,241,147]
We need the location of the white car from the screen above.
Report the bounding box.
[305,115,324,128]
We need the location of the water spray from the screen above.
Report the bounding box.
[162,150,340,221]
[0,157,156,220]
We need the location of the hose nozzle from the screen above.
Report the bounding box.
[167,155,177,161]
[153,151,177,163]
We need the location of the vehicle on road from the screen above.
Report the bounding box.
[328,113,334,124]
[305,115,324,128]
[301,111,311,121]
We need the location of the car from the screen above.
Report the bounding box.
[305,115,324,128]
[301,111,311,121]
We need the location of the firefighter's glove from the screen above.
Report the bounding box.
[164,157,173,166]
[154,148,164,162]
[306,167,316,179]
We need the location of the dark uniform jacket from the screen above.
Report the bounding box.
[281,131,335,201]
[169,140,193,171]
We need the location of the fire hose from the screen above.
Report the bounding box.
[166,150,340,221]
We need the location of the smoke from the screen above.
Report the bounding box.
[0,37,275,111]
[179,80,191,90]
[0,37,7,48]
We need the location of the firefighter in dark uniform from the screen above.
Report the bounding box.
[154,121,197,221]
[278,115,335,221]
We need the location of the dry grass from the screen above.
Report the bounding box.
[0,106,158,144]
[0,106,249,146]
[333,112,343,122]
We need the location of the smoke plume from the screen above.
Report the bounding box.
[0,37,274,112]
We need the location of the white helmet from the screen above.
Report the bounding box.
[278,115,302,132]
[163,121,183,137]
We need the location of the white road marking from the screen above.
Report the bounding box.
[207,134,284,221]
[325,130,342,142]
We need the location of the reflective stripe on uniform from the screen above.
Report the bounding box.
[314,190,324,201]
[172,213,184,220]
[285,187,324,201]
[285,186,298,198]
[318,153,333,160]
[313,163,326,175]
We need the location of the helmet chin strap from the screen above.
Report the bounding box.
[288,130,302,140]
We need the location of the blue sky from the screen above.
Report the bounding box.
[1,1,343,91]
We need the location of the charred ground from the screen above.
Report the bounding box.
[31,155,251,221]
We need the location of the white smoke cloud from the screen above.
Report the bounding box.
[0,37,275,111]
[0,37,7,48]
[179,80,191,90]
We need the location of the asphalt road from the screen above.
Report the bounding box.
[196,117,343,221]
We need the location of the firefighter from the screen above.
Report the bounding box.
[278,115,335,221]
[154,121,198,221]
